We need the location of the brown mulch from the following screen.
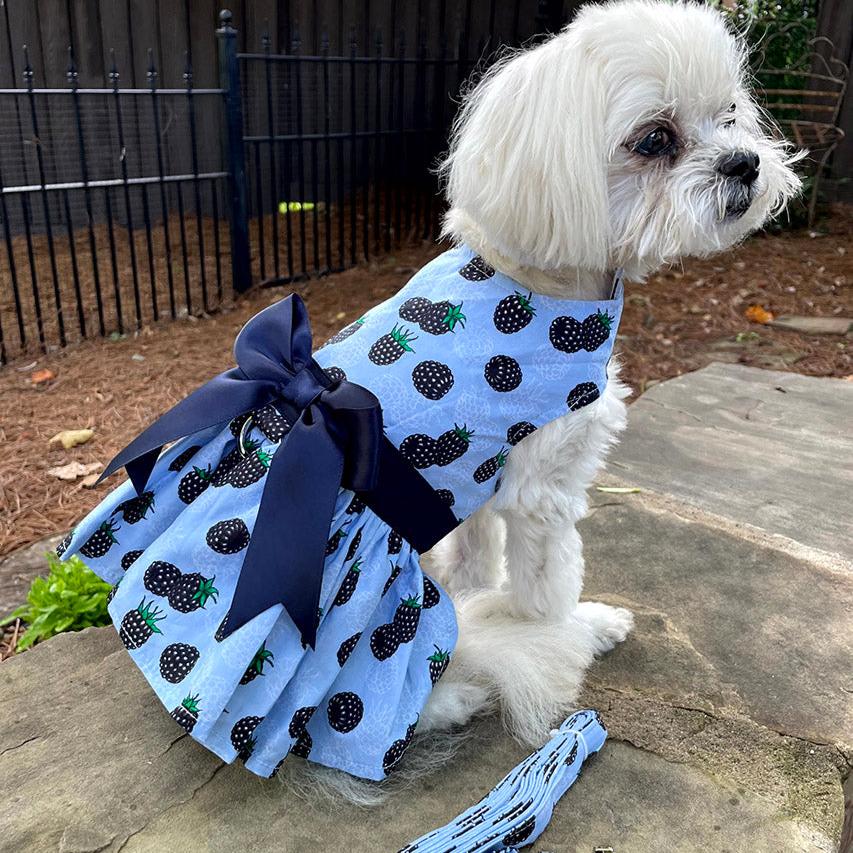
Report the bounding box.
[618,206,852,392]
[0,619,23,661]
[1,189,438,365]
[1,205,851,560]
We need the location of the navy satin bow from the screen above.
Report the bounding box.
[99,294,456,648]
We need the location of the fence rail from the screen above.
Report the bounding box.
[0,2,829,365]
[0,33,233,363]
[233,13,485,287]
[1,3,539,364]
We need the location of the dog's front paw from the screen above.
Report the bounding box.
[575,601,634,655]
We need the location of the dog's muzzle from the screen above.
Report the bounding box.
[717,149,760,219]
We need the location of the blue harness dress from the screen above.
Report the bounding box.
[58,244,623,781]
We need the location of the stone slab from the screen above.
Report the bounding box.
[578,501,853,750]
[1,364,850,852]
[769,315,853,335]
[0,622,844,853]
[0,532,62,616]
[610,362,853,558]
[116,737,836,853]
[538,740,837,853]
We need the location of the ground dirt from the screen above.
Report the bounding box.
[1,205,850,563]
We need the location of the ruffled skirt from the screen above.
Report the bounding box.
[60,409,457,780]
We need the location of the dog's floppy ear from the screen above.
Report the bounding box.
[440,31,609,272]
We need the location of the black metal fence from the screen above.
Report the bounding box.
[236,18,490,287]
[0,43,231,363]
[0,3,567,365]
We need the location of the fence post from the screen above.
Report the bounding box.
[217,9,252,293]
[535,0,565,35]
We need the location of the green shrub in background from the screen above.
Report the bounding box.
[713,0,824,229]
[0,552,112,651]
[715,0,819,64]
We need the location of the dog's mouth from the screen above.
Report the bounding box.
[725,190,752,219]
[725,200,750,219]
[723,186,754,220]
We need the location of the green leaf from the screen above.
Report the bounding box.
[2,552,112,653]
[0,604,28,627]
[16,632,37,651]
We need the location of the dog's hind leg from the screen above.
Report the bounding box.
[418,508,506,734]
[421,499,506,596]
[420,588,600,742]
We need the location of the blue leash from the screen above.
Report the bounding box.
[401,710,607,852]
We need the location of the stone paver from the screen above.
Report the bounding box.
[769,315,852,335]
[611,362,853,558]
[1,363,850,852]
[0,532,63,615]
[580,501,852,748]
[4,629,841,853]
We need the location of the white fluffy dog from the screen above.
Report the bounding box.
[414,0,801,744]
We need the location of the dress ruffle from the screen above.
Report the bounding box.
[63,414,456,780]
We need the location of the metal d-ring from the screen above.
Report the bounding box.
[238,413,255,456]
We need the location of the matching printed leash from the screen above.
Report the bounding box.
[401,709,607,852]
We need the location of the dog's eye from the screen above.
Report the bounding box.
[633,127,675,157]
[722,103,737,127]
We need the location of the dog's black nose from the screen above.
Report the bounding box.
[717,150,760,186]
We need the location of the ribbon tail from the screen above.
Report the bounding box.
[360,438,459,553]
[97,370,274,493]
[124,448,164,496]
[222,411,345,648]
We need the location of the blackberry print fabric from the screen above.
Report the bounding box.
[58,244,623,781]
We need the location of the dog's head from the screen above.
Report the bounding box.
[440,0,802,280]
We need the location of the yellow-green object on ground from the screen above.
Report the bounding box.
[278,201,315,213]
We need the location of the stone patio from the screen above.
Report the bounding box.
[1,363,850,852]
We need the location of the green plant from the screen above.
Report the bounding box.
[0,552,112,651]
[712,0,818,59]
[710,0,824,230]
